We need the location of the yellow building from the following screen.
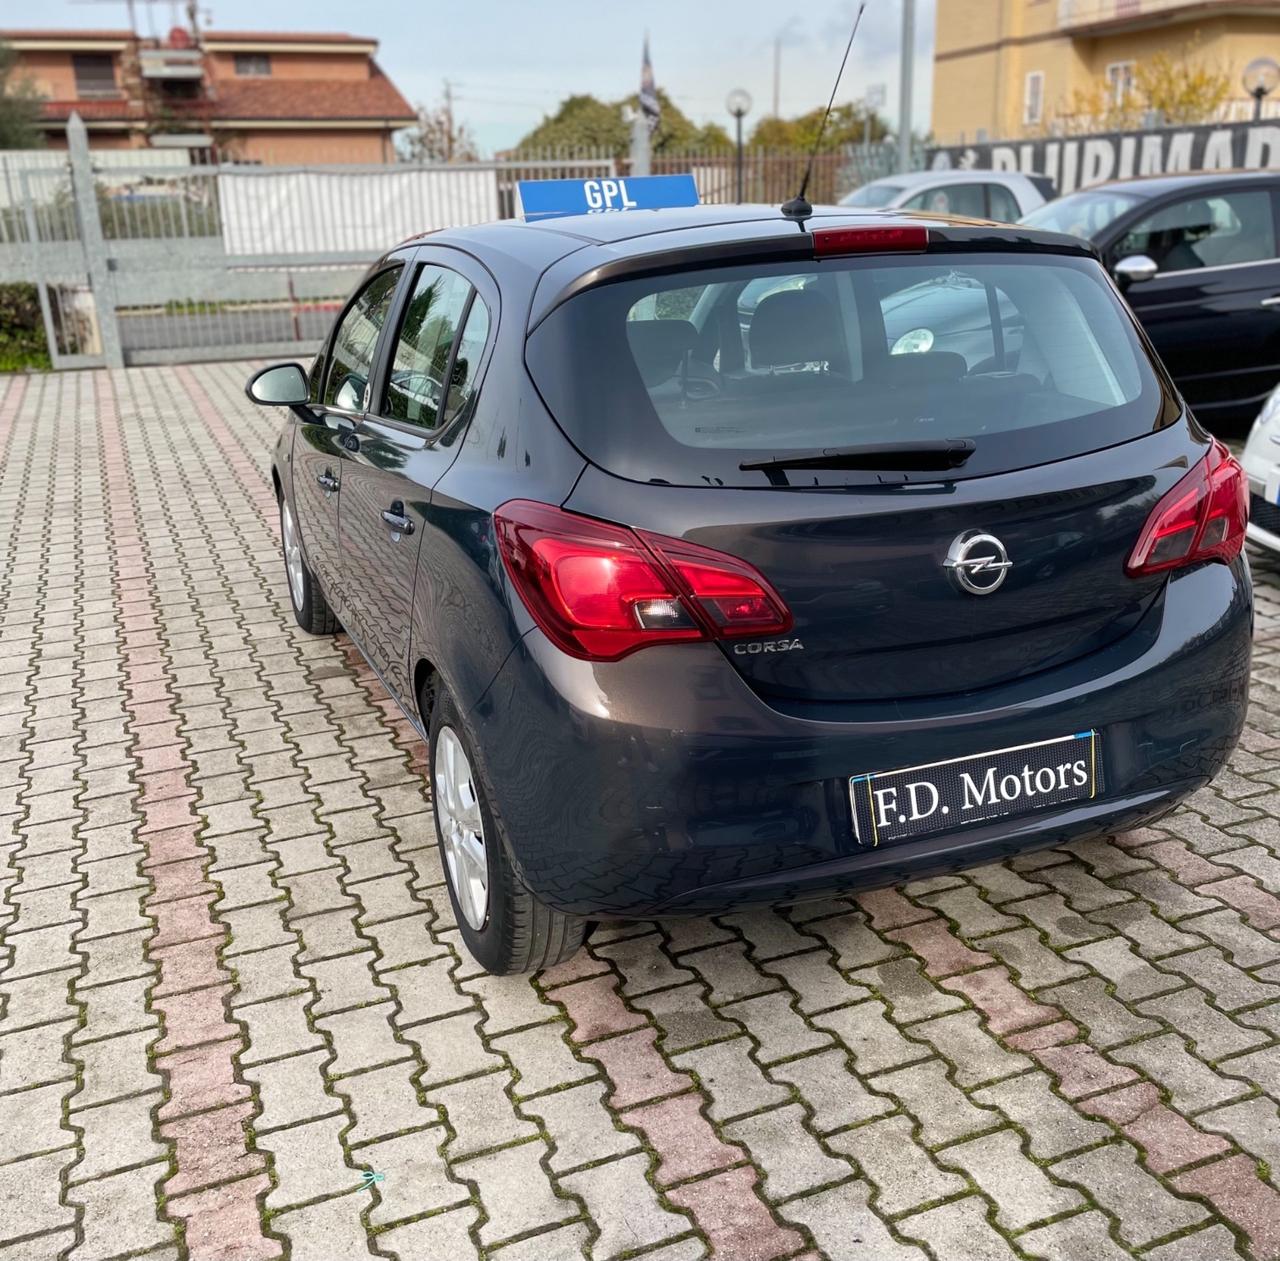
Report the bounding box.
[932,0,1280,145]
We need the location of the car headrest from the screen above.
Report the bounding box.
[1172,199,1214,232]
[882,351,969,385]
[626,319,698,387]
[749,289,842,368]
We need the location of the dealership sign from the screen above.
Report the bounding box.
[927,121,1280,194]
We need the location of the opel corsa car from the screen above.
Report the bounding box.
[247,201,1253,975]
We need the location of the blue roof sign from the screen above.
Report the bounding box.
[518,173,699,222]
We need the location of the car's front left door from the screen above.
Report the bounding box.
[336,257,483,702]
[292,265,402,615]
[1107,185,1280,427]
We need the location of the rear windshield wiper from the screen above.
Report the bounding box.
[740,438,976,476]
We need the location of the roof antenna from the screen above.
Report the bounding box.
[781,0,868,223]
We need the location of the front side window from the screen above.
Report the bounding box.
[1021,188,1143,238]
[73,54,118,99]
[383,265,472,427]
[1111,190,1277,273]
[234,53,271,76]
[323,267,401,410]
[526,253,1166,487]
[901,184,987,218]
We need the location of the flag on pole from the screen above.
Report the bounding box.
[639,35,661,133]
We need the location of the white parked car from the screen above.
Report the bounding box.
[841,170,1054,221]
[1243,385,1280,554]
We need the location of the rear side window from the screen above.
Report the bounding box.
[526,252,1169,487]
[442,298,491,426]
[987,183,1021,222]
[383,265,472,427]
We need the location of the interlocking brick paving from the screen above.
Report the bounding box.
[1,362,1279,1260]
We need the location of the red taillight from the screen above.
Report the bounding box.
[813,226,929,257]
[1126,441,1248,577]
[494,500,793,661]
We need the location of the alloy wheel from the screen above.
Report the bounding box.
[281,500,306,611]
[435,725,489,930]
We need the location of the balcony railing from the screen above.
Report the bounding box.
[138,48,204,80]
[1058,0,1242,30]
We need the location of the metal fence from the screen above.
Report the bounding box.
[646,144,911,205]
[2,122,908,370]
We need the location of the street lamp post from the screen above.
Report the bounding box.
[1244,57,1280,121]
[726,89,752,204]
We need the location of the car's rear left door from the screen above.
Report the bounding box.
[292,264,403,613]
[336,252,492,702]
[1107,184,1280,427]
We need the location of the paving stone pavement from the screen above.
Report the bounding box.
[2,363,1280,1261]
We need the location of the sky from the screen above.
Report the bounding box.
[15,0,936,153]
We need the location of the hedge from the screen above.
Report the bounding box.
[0,282,51,372]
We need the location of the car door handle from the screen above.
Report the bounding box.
[316,471,339,492]
[1262,296,1280,308]
[381,505,414,535]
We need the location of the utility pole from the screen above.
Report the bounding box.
[897,0,915,174]
[772,35,780,117]
[443,79,455,161]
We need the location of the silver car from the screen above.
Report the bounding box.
[1242,384,1280,553]
[842,169,1054,221]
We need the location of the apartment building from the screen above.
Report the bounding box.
[1,26,417,162]
[932,0,1280,145]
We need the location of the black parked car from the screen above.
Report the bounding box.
[247,202,1251,975]
[1022,170,1280,430]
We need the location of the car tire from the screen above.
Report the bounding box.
[280,493,338,636]
[427,683,587,975]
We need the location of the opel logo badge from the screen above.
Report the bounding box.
[945,531,1012,596]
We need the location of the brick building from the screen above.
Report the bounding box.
[1,26,417,162]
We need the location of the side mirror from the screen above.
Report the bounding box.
[245,362,309,406]
[1113,255,1159,287]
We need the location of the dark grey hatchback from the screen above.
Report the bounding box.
[248,203,1252,975]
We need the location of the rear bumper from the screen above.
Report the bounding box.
[469,559,1252,917]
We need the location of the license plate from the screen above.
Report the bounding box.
[849,731,1101,847]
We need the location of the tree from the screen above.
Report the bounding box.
[516,94,628,154]
[515,89,732,157]
[750,102,887,150]
[402,92,479,162]
[1137,47,1232,125]
[1051,38,1231,135]
[0,41,44,149]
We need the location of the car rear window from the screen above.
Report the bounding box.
[843,182,904,208]
[525,251,1172,487]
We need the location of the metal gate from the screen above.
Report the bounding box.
[4,115,615,369]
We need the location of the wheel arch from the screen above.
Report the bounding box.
[413,656,440,732]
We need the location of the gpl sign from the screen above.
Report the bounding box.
[927,121,1280,195]
[518,173,700,221]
